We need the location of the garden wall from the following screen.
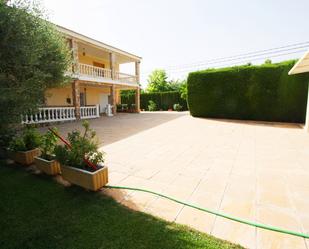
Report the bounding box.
[187,60,309,123]
[121,91,188,111]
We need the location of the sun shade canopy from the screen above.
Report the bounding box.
[289,50,309,75]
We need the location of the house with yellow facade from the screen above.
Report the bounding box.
[22,25,141,124]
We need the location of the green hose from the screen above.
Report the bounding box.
[104,185,309,239]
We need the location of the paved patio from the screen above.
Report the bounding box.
[50,112,309,249]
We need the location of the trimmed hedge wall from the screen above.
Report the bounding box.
[187,60,309,123]
[121,91,188,111]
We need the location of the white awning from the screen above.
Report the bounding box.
[289,50,309,75]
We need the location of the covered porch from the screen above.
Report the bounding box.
[21,81,140,125]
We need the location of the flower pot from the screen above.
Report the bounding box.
[10,148,40,165]
[34,156,61,175]
[60,165,108,191]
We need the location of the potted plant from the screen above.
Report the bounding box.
[34,128,60,175]
[54,121,108,191]
[9,127,41,165]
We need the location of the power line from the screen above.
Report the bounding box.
[141,42,309,76]
[162,41,309,70]
[165,49,306,74]
[165,45,309,72]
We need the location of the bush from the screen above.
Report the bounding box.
[187,60,309,123]
[9,127,42,152]
[121,91,188,111]
[148,100,157,111]
[173,103,183,111]
[54,121,105,171]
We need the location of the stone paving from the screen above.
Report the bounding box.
[50,112,309,249]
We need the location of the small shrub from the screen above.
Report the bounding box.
[148,100,157,111]
[173,103,183,111]
[9,127,42,152]
[54,121,105,171]
[39,128,58,160]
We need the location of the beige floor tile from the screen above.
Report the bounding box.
[256,206,306,249]
[176,207,215,234]
[212,218,256,249]
[146,198,183,222]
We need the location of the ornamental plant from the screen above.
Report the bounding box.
[9,127,42,152]
[173,103,183,112]
[54,121,105,171]
[39,128,58,161]
[148,100,157,111]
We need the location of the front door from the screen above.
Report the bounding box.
[99,94,109,113]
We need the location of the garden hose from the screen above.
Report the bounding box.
[103,185,309,239]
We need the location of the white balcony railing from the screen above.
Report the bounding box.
[79,63,112,79]
[21,107,76,124]
[22,105,100,124]
[80,105,100,119]
[115,71,137,84]
[77,63,137,85]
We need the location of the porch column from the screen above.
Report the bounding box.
[72,80,81,119]
[111,85,116,114]
[70,39,79,74]
[109,52,116,79]
[135,60,141,84]
[116,89,121,105]
[135,61,141,113]
[135,87,140,113]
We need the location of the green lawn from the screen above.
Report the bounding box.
[0,163,243,249]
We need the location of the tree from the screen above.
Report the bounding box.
[264,59,272,64]
[179,81,188,100]
[169,78,187,100]
[169,78,186,91]
[0,0,71,146]
[146,69,172,92]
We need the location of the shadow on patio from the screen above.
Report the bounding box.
[40,112,187,146]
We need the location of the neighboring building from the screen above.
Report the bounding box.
[289,50,309,131]
[22,25,141,124]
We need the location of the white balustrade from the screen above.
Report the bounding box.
[114,71,137,84]
[22,107,76,124]
[77,63,137,85]
[80,105,100,119]
[79,63,112,79]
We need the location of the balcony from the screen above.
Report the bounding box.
[75,63,138,86]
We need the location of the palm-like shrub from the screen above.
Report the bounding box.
[148,100,157,111]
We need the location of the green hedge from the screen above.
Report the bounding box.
[187,60,309,123]
[121,91,188,111]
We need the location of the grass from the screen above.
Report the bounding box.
[0,163,243,249]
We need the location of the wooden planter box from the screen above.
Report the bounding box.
[34,156,61,175]
[60,165,108,191]
[10,148,40,166]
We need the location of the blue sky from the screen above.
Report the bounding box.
[42,0,309,87]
